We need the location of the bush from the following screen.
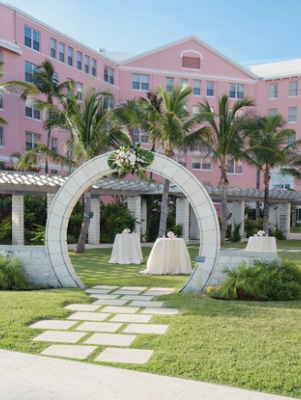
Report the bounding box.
[0,256,29,290]
[272,225,287,240]
[210,259,301,301]
[229,222,242,242]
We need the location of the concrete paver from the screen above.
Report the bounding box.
[110,314,152,323]
[75,321,122,333]
[29,320,78,330]
[95,347,153,364]
[33,330,87,343]
[129,300,164,307]
[88,294,120,299]
[120,295,154,301]
[123,323,169,334]
[92,285,119,290]
[120,286,147,291]
[67,312,111,321]
[101,306,140,314]
[141,307,180,315]
[112,290,143,295]
[84,333,136,346]
[85,288,111,294]
[41,344,97,360]
[143,291,173,296]
[65,304,100,312]
[92,299,128,306]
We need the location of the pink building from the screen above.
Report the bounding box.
[0,1,300,198]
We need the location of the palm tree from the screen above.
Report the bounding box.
[148,85,211,237]
[16,83,130,253]
[244,114,299,234]
[0,61,37,126]
[31,59,70,173]
[198,95,255,244]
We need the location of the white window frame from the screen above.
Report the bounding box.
[92,59,96,77]
[25,132,41,151]
[50,38,56,58]
[176,155,186,167]
[180,78,188,88]
[0,92,3,109]
[59,43,65,63]
[0,126,3,147]
[229,84,244,99]
[192,157,211,170]
[84,55,89,74]
[288,132,296,145]
[192,105,201,117]
[132,74,149,91]
[77,52,82,70]
[166,77,174,93]
[227,159,243,174]
[24,26,40,51]
[68,47,73,66]
[77,83,83,101]
[25,99,41,120]
[289,81,298,97]
[206,81,214,97]
[51,137,58,152]
[269,83,278,99]
[269,108,277,116]
[104,66,114,84]
[25,62,35,82]
[103,94,114,112]
[0,49,3,62]
[131,128,148,144]
[193,80,201,96]
[288,107,297,123]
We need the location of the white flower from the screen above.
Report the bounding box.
[257,230,265,237]
[115,160,122,167]
[122,228,131,233]
[119,151,126,158]
[167,231,174,238]
[128,154,136,163]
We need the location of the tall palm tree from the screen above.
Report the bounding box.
[244,114,299,234]
[198,95,255,244]
[148,85,211,237]
[0,61,37,126]
[16,83,130,253]
[31,59,70,173]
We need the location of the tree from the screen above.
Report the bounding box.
[198,95,255,244]
[244,114,299,234]
[16,83,130,253]
[147,85,211,237]
[0,61,37,126]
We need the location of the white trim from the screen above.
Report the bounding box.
[0,38,22,55]
[119,66,257,84]
[180,49,203,59]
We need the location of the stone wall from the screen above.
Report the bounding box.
[0,245,61,287]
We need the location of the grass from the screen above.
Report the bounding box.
[1,242,301,397]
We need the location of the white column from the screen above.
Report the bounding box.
[88,197,100,244]
[47,193,55,215]
[231,200,245,240]
[176,197,189,243]
[127,196,141,237]
[12,194,24,245]
[277,202,291,239]
[189,204,200,240]
[269,206,277,233]
[141,199,147,242]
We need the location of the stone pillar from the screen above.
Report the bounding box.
[141,199,147,241]
[12,194,24,245]
[231,200,245,240]
[88,197,100,244]
[127,196,141,237]
[269,206,277,233]
[189,205,200,240]
[176,197,189,242]
[47,193,55,215]
[277,202,291,239]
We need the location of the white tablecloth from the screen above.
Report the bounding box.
[245,236,277,253]
[108,233,143,264]
[141,238,192,275]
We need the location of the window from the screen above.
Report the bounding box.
[0,50,2,61]
[192,106,201,116]
[166,77,174,93]
[269,83,278,99]
[206,81,214,97]
[288,107,297,123]
[289,81,298,97]
[0,93,2,109]
[193,80,201,96]
[51,138,58,152]
[0,126,3,147]
[182,56,200,69]
[92,59,96,77]
[269,108,277,116]
[25,62,35,82]
[227,159,242,174]
[25,99,40,120]
[104,66,114,84]
[176,155,186,167]
[68,47,73,66]
[132,74,149,91]
[131,128,148,144]
[77,83,83,101]
[229,84,244,99]
[77,52,82,70]
[59,43,65,62]
[50,39,56,58]
[192,157,211,170]
[26,132,41,151]
[103,94,114,112]
[228,108,243,123]
[84,55,89,74]
[288,132,296,145]
[24,26,40,51]
[180,78,188,88]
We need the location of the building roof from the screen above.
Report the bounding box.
[0,171,300,203]
[248,58,301,80]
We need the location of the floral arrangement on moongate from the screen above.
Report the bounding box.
[257,230,265,237]
[108,145,154,178]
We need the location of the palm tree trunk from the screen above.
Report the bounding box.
[263,184,269,234]
[255,169,260,219]
[158,178,170,237]
[74,188,92,253]
[219,164,229,245]
[45,128,51,174]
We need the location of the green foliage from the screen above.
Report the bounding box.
[0,256,28,290]
[215,259,301,301]
[0,215,12,244]
[171,224,183,237]
[271,225,287,240]
[67,201,84,241]
[229,222,242,242]
[30,224,45,245]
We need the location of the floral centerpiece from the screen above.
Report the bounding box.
[122,228,131,234]
[108,145,154,178]
[167,231,176,239]
[257,230,265,237]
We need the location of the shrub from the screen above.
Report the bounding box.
[211,259,301,301]
[229,222,242,242]
[0,256,29,290]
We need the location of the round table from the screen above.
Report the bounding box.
[108,233,143,264]
[245,236,277,253]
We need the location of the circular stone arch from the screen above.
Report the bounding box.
[45,152,220,291]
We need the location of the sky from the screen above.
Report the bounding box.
[5,0,301,65]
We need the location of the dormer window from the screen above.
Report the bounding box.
[181,50,202,70]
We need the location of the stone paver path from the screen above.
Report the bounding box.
[30,285,179,365]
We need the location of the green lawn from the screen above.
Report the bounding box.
[1,243,301,398]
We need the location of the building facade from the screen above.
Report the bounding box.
[0,1,300,198]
